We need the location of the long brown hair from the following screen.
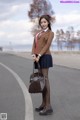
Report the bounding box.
[39,15,52,30]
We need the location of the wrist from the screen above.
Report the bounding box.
[38,54,41,57]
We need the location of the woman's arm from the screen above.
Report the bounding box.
[31,39,35,55]
[39,31,54,56]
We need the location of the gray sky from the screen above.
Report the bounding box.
[0,0,80,46]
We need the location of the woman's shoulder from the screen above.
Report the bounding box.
[49,30,54,33]
[48,30,54,36]
[34,30,42,36]
[36,29,41,33]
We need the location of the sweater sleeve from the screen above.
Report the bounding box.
[31,39,35,55]
[39,31,54,56]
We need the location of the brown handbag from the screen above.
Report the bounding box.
[28,63,45,93]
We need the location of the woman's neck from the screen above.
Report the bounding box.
[42,27,49,32]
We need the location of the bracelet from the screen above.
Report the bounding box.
[38,54,41,57]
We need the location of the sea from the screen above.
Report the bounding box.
[3,41,80,52]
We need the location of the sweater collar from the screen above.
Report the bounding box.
[43,27,49,32]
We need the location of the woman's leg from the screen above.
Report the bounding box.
[39,68,53,115]
[41,68,51,108]
[38,69,46,107]
[35,69,46,112]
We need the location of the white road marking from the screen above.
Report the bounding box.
[0,62,34,120]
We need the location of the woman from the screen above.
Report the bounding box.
[31,15,54,115]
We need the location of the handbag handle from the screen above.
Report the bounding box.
[33,62,40,74]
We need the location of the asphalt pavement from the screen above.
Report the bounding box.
[12,51,80,70]
[0,52,80,120]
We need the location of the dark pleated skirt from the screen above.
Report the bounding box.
[34,54,53,69]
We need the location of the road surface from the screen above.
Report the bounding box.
[0,52,80,120]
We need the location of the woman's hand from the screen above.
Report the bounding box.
[32,54,41,62]
[33,56,37,62]
[35,56,40,62]
[32,54,36,62]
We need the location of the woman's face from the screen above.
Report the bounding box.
[40,18,49,30]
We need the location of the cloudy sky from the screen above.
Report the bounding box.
[0,0,80,46]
